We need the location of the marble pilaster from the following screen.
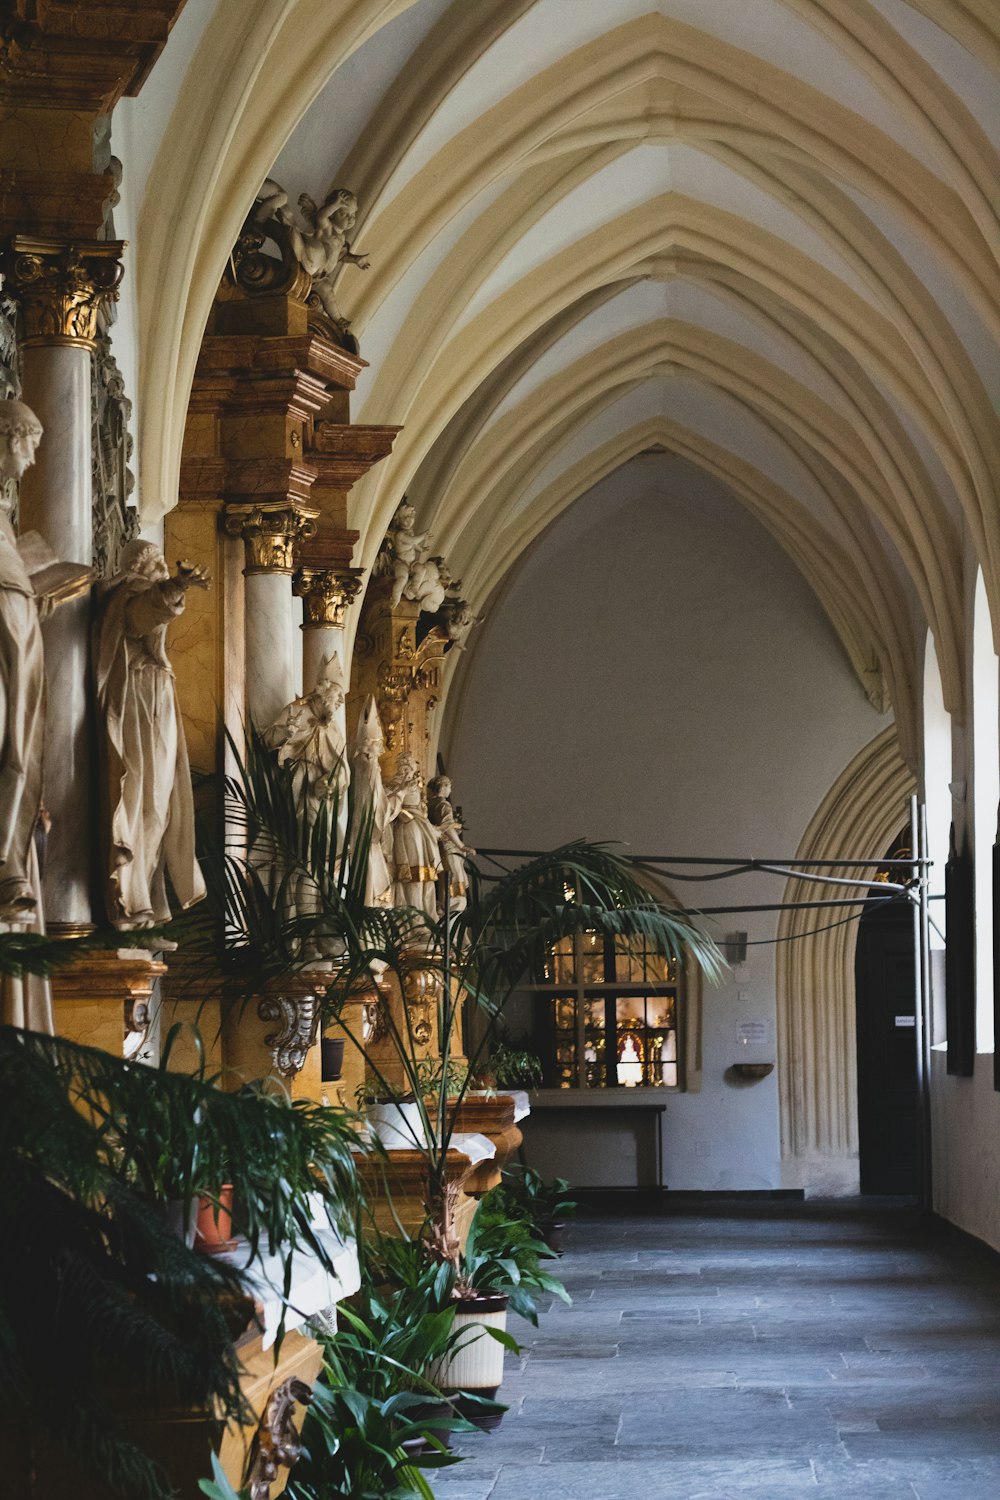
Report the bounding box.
[226,501,317,731]
[10,238,123,930]
[294,564,363,695]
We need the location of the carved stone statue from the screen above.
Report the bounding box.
[92,540,209,929]
[263,655,350,960]
[439,597,479,648]
[348,696,395,907]
[427,774,475,914]
[375,500,433,609]
[385,751,442,919]
[0,400,92,1030]
[264,653,349,814]
[254,179,370,348]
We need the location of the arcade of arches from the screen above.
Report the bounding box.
[1,0,999,1486]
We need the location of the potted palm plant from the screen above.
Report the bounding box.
[213,727,724,1278]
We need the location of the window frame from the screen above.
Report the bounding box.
[521,925,685,1092]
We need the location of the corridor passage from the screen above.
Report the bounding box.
[436,1201,1000,1500]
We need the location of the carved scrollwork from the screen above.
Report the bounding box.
[91,329,138,577]
[362,997,389,1045]
[0,276,20,517]
[258,993,321,1077]
[245,1376,314,1500]
[228,217,311,302]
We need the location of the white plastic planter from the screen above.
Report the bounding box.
[366,1100,428,1150]
[430,1293,509,1394]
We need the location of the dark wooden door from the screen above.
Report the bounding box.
[855,901,919,1195]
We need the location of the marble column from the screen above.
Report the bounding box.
[10,238,123,931]
[226,503,317,730]
[294,566,363,699]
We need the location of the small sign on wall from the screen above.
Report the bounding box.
[736,1019,771,1048]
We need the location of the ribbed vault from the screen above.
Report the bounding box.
[134,0,1000,756]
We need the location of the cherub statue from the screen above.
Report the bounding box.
[439,598,479,648]
[427,775,475,915]
[254,179,370,346]
[375,500,433,608]
[406,555,462,616]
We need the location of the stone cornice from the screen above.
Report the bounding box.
[0,2,188,111]
[197,333,367,393]
[308,422,401,488]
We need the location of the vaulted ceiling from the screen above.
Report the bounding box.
[135,0,1000,761]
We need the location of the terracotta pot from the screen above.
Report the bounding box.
[194,1184,237,1254]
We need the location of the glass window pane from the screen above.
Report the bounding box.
[551,937,575,983]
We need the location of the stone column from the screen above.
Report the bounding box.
[294,566,363,696]
[9,237,123,930]
[226,502,318,730]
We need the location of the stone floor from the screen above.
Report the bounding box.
[433,1199,1000,1500]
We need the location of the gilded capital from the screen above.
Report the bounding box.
[225,502,318,574]
[293,566,364,627]
[7,236,124,349]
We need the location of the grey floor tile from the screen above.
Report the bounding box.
[435,1204,1000,1498]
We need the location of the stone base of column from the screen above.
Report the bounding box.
[52,949,168,1058]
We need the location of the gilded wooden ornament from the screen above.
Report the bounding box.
[245,1376,314,1500]
[258,993,321,1077]
[225,503,318,574]
[7,236,123,348]
[293,565,364,626]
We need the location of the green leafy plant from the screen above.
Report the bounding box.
[450,1199,571,1325]
[493,1165,578,1239]
[0,1022,253,1500]
[482,1042,543,1090]
[286,1302,471,1500]
[199,1455,250,1500]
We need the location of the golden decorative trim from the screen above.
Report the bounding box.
[224,502,318,575]
[46,921,97,938]
[294,566,364,627]
[7,237,124,349]
[395,864,438,882]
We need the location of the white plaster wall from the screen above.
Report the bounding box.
[931,1056,1000,1252]
[445,453,890,1190]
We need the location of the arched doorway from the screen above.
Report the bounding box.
[854,835,918,1196]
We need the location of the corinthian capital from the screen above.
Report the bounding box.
[225,501,318,574]
[293,565,365,627]
[7,237,124,348]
